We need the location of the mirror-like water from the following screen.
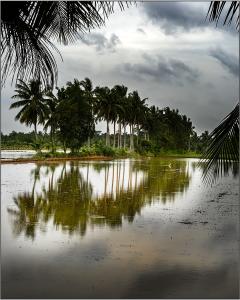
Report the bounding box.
[1,158,239,298]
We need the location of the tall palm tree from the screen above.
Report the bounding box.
[127,91,147,150]
[112,85,128,148]
[10,79,49,141]
[44,89,60,152]
[94,86,114,146]
[1,2,128,88]
[80,77,95,147]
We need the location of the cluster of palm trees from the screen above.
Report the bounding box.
[10,78,153,151]
[94,85,149,150]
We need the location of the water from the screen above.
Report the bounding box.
[1,149,70,160]
[1,150,36,159]
[1,158,239,298]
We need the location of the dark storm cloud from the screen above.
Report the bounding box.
[141,2,236,35]
[81,33,120,52]
[141,2,206,34]
[121,54,200,85]
[210,48,239,77]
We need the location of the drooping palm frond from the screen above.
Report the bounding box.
[1,1,129,88]
[207,1,239,30]
[199,104,239,185]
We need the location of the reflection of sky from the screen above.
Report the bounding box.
[79,160,146,199]
[1,158,239,298]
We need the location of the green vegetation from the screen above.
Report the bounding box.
[4,77,210,158]
[1,2,239,181]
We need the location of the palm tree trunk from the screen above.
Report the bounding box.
[87,136,90,147]
[130,124,134,150]
[119,122,122,148]
[118,122,120,148]
[129,124,131,150]
[137,123,139,145]
[113,120,116,148]
[34,123,38,142]
[50,126,55,153]
[106,119,110,146]
[123,122,126,149]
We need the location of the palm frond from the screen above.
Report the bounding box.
[1,1,131,88]
[10,99,30,109]
[207,1,239,30]
[199,103,239,184]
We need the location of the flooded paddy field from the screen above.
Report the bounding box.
[1,158,239,298]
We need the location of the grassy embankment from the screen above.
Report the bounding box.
[1,144,201,164]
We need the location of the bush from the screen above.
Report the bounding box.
[78,146,96,156]
[99,145,115,157]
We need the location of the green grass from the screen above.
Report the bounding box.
[2,143,201,160]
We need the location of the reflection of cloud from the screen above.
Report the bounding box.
[3,160,238,298]
[124,264,238,298]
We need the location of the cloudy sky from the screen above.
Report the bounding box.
[1,2,239,134]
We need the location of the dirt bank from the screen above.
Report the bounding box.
[1,156,113,164]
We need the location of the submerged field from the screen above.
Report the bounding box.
[1,158,239,298]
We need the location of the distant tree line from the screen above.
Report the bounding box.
[6,78,210,154]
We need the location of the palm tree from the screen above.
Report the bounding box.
[10,79,49,141]
[94,86,114,146]
[80,77,95,147]
[200,1,239,182]
[111,85,128,148]
[1,2,128,88]
[44,89,60,152]
[127,91,148,150]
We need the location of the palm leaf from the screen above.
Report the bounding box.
[1,1,131,88]
[199,104,239,184]
[207,1,239,30]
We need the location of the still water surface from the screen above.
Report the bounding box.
[1,158,239,298]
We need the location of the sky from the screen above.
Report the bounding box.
[1,2,239,135]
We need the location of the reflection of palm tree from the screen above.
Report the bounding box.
[8,192,42,240]
[8,159,191,239]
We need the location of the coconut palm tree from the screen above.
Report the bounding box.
[94,86,114,146]
[1,2,128,88]
[44,89,60,152]
[80,77,95,146]
[10,79,49,141]
[127,91,148,150]
[111,85,128,148]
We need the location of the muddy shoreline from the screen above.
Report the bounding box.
[1,155,113,164]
